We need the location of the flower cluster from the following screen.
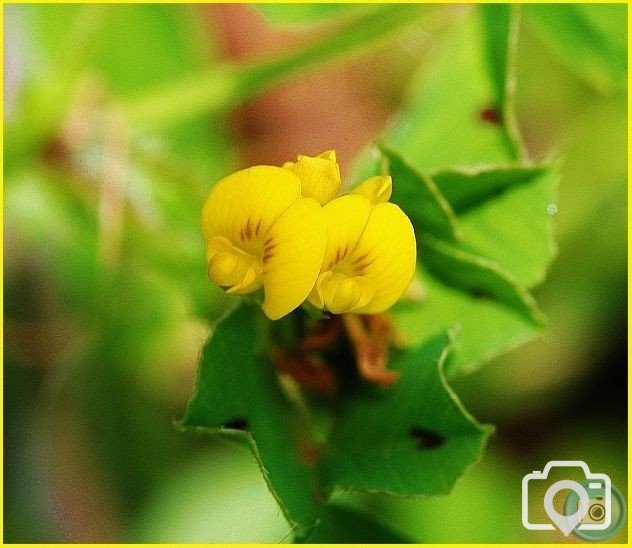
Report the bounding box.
[201,150,416,320]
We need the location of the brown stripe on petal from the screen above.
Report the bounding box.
[352,252,373,274]
[263,237,276,255]
[244,218,253,240]
[262,250,274,264]
[352,252,369,265]
[254,219,262,236]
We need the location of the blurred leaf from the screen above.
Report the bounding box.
[92,5,205,94]
[319,332,491,495]
[131,444,291,542]
[254,4,369,26]
[5,5,107,168]
[382,7,519,172]
[524,4,627,93]
[7,5,227,174]
[479,4,512,104]
[181,301,318,540]
[125,4,426,129]
[4,169,99,309]
[9,5,206,96]
[85,5,227,170]
[306,505,411,543]
[391,271,538,377]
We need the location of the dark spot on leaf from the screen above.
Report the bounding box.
[409,426,445,449]
[479,106,501,125]
[222,417,249,430]
[470,288,490,300]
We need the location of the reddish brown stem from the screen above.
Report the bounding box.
[342,313,398,387]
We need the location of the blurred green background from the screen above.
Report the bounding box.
[4,3,627,543]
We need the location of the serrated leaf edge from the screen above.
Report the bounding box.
[324,330,493,499]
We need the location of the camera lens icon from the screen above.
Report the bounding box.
[522,461,613,536]
[565,481,627,541]
[590,503,605,520]
[586,497,606,523]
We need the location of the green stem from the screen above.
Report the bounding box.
[124,4,426,129]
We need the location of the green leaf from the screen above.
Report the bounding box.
[391,271,539,377]
[125,4,427,129]
[382,7,518,172]
[180,301,318,540]
[455,167,558,288]
[349,5,557,376]
[319,332,492,494]
[394,164,556,372]
[420,234,544,325]
[431,164,547,213]
[524,4,627,94]
[305,505,411,543]
[382,145,460,240]
[479,4,512,105]
[479,4,524,156]
[130,445,292,542]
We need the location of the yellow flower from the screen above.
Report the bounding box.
[283,150,341,205]
[202,151,416,320]
[201,165,326,320]
[308,175,416,315]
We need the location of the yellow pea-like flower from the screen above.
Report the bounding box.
[283,150,341,205]
[308,182,416,315]
[201,165,326,320]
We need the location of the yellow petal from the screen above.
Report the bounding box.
[348,202,417,314]
[261,197,326,320]
[320,194,373,272]
[205,235,234,263]
[307,271,331,309]
[351,175,392,204]
[201,166,302,254]
[284,150,341,205]
[317,272,376,314]
[206,236,262,294]
[208,251,251,288]
[226,266,262,295]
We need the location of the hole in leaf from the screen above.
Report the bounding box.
[479,106,501,125]
[409,426,445,449]
[222,417,249,430]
